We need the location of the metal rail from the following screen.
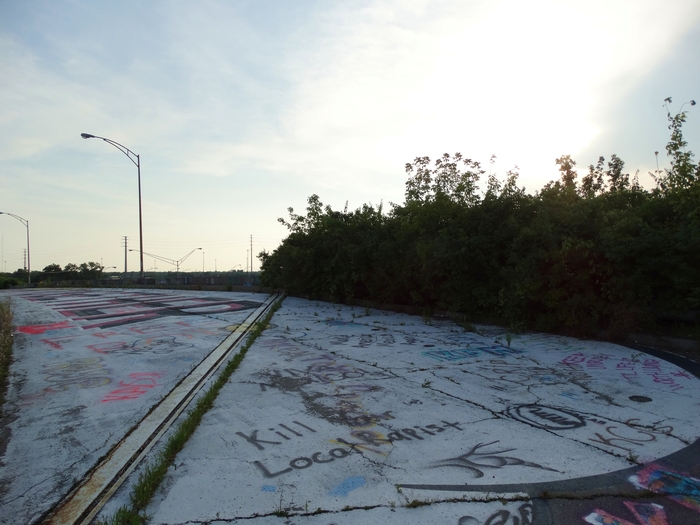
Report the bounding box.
[44,295,279,525]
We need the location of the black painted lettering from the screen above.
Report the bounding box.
[293,420,316,432]
[329,448,350,458]
[484,510,510,525]
[529,407,575,426]
[279,423,303,436]
[415,426,435,435]
[253,460,293,478]
[351,430,387,445]
[290,457,313,469]
[274,431,291,440]
[236,430,282,450]
[401,428,424,440]
[425,424,445,433]
[386,430,410,441]
[311,452,334,463]
[441,421,464,431]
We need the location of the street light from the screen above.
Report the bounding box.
[129,248,201,280]
[81,133,144,281]
[0,212,30,284]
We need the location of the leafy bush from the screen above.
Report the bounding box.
[261,100,699,336]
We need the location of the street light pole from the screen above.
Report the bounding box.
[0,212,30,284]
[81,133,144,281]
[129,247,201,282]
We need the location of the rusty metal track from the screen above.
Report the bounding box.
[43,295,278,525]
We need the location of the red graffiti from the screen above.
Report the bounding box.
[584,501,668,525]
[18,321,73,334]
[101,372,162,402]
[631,464,700,514]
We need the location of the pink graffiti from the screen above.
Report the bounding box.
[101,372,162,402]
[630,464,700,514]
[584,501,668,525]
[18,321,73,334]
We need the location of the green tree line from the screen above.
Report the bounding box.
[260,99,700,335]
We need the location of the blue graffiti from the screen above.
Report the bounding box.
[328,476,366,497]
[261,485,276,492]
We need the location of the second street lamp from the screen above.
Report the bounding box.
[81,133,144,281]
[0,212,30,284]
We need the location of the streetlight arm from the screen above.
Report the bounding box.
[129,249,176,267]
[178,248,202,265]
[0,211,30,284]
[0,211,28,227]
[81,133,139,167]
[82,132,144,281]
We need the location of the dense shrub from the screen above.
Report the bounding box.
[260,102,699,336]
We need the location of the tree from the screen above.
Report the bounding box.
[405,153,483,206]
[555,155,577,189]
[42,264,62,273]
[580,156,606,198]
[656,97,699,191]
[79,262,104,279]
[606,154,629,192]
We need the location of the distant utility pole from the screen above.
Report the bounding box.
[250,235,253,272]
[122,236,128,274]
[23,249,27,272]
[246,250,249,272]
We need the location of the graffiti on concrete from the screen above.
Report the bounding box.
[487,359,593,386]
[244,419,465,479]
[561,352,688,391]
[506,404,586,430]
[459,503,534,524]
[584,464,700,524]
[588,419,673,452]
[254,338,397,432]
[328,476,366,497]
[630,464,700,514]
[584,501,668,525]
[17,290,260,329]
[423,345,521,362]
[236,421,318,450]
[102,372,163,402]
[18,321,73,334]
[42,356,111,390]
[433,441,558,478]
[253,447,355,478]
[21,357,112,403]
[88,336,195,355]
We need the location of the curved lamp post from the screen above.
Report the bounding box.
[0,212,30,283]
[129,248,201,281]
[81,133,144,281]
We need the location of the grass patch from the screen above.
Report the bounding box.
[96,296,285,525]
[0,297,13,410]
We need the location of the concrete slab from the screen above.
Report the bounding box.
[0,288,268,525]
[122,297,700,524]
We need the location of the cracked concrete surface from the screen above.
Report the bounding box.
[98,297,700,525]
[0,288,268,525]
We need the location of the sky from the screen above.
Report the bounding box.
[1,0,699,275]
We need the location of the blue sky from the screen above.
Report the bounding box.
[1,0,699,274]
